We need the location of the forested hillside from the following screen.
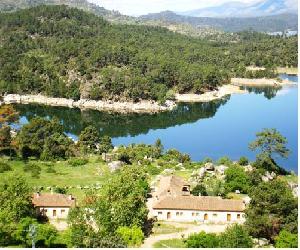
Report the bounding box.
[0,5,297,102]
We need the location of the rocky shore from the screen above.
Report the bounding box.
[0,94,176,114]
[175,84,246,102]
[231,77,296,87]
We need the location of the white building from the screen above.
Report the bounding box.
[151,175,246,224]
[32,193,76,219]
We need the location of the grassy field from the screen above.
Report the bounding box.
[0,156,110,203]
[153,238,186,248]
[152,222,186,235]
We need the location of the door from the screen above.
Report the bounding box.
[227,214,231,221]
[167,212,171,219]
[204,213,208,220]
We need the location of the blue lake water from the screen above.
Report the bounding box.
[15,74,298,172]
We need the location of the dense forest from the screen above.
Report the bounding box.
[0,5,297,102]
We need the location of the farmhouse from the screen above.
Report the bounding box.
[152,175,245,223]
[32,192,76,219]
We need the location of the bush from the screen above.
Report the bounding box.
[23,163,41,179]
[224,165,251,193]
[0,162,12,173]
[191,184,207,196]
[238,156,249,166]
[275,230,298,248]
[185,231,219,248]
[219,224,253,248]
[116,225,144,247]
[216,156,232,166]
[54,187,67,194]
[68,158,88,167]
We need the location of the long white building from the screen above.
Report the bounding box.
[151,175,246,224]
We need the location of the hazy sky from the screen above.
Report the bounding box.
[89,0,297,16]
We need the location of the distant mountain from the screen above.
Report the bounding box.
[140,11,298,32]
[179,0,297,17]
[0,0,225,38]
[1,0,297,34]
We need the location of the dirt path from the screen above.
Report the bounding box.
[141,223,227,248]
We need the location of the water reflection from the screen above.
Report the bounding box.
[14,96,230,138]
[240,86,282,99]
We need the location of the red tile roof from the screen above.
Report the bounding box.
[32,193,76,207]
[153,195,245,212]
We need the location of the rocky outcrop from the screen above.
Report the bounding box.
[1,94,176,114]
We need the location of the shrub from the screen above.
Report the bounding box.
[185,231,219,248]
[219,224,253,248]
[116,225,144,247]
[191,184,207,196]
[0,162,12,173]
[68,158,88,167]
[238,156,249,166]
[216,156,232,166]
[224,165,251,193]
[275,230,298,248]
[23,163,41,179]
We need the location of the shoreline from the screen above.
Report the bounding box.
[0,77,297,111]
[231,77,296,87]
[0,94,176,114]
[175,84,246,102]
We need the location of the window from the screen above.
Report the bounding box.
[192,212,195,216]
[180,212,183,216]
[158,212,162,215]
[61,209,65,215]
[196,213,199,216]
[176,212,180,216]
[213,213,217,218]
[204,213,208,220]
[53,210,57,217]
[237,214,241,219]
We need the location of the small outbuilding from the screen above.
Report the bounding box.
[32,193,76,219]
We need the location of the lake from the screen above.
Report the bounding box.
[14,74,298,172]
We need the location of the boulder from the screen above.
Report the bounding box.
[215,165,228,175]
[108,161,124,172]
[204,162,215,171]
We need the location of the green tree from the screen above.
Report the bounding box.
[275,230,298,248]
[249,129,289,159]
[17,117,65,159]
[185,231,219,248]
[249,129,290,173]
[191,184,207,196]
[219,224,253,248]
[224,165,251,193]
[0,125,12,155]
[78,126,100,153]
[238,156,249,166]
[98,135,113,154]
[245,179,297,242]
[0,174,34,246]
[40,132,73,160]
[116,225,144,247]
[68,166,149,247]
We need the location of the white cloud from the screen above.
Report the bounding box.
[88,0,263,16]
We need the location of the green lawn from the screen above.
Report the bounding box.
[153,239,186,248]
[0,156,110,203]
[152,222,186,235]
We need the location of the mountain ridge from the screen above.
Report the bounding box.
[178,0,297,17]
